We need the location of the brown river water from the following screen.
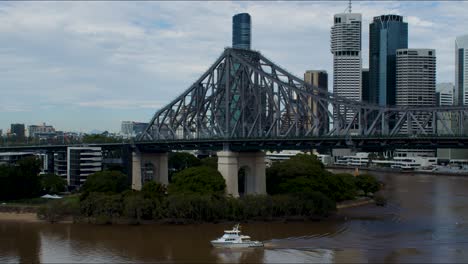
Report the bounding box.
[1,170,468,263]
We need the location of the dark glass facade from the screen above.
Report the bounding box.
[10,123,25,138]
[369,15,408,106]
[361,69,370,102]
[458,48,465,105]
[232,13,251,50]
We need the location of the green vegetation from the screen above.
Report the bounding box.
[0,156,42,201]
[200,156,218,169]
[33,153,382,224]
[40,174,67,194]
[266,154,369,202]
[168,166,226,195]
[80,170,129,197]
[169,152,201,173]
[82,133,122,144]
[267,154,381,202]
[36,195,80,223]
[355,174,380,196]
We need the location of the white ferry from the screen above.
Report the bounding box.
[210,224,264,248]
[391,157,437,171]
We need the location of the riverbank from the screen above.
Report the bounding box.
[0,197,375,224]
[327,165,468,176]
[0,212,41,223]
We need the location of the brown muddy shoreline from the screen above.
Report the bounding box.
[0,197,375,224]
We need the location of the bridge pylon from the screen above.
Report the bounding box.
[217,150,266,197]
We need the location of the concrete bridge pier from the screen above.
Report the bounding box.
[217,151,266,197]
[132,152,168,190]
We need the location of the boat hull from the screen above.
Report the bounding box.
[210,241,264,248]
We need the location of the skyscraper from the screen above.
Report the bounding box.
[369,15,408,106]
[395,49,436,158]
[331,12,362,120]
[396,49,436,132]
[10,123,25,139]
[455,34,468,105]
[304,70,329,134]
[361,68,369,102]
[396,49,436,107]
[232,13,251,50]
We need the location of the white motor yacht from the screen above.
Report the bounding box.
[210,224,264,248]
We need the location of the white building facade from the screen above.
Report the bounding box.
[330,13,362,122]
[66,147,102,187]
[436,83,454,106]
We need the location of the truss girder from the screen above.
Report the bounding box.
[138,48,468,142]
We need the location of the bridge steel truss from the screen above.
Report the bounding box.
[139,48,468,142]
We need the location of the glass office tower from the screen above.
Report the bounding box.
[369,15,408,106]
[232,13,251,50]
[456,35,468,105]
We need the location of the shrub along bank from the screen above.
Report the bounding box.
[37,153,381,224]
[38,190,336,224]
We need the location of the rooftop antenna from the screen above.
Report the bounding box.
[348,0,352,13]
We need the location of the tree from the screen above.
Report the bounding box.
[326,173,357,201]
[168,166,226,195]
[80,170,129,195]
[141,181,166,200]
[82,134,121,144]
[40,174,67,194]
[355,174,380,196]
[169,152,201,172]
[0,156,55,200]
[200,157,218,169]
[266,153,330,195]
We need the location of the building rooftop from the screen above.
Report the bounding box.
[456,34,468,48]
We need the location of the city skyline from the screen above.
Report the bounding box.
[0,1,466,132]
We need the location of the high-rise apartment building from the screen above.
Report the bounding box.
[304,70,328,89]
[28,123,55,138]
[304,70,329,134]
[121,121,149,137]
[369,15,408,106]
[10,124,25,139]
[455,35,468,105]
[396,49,436,134]
[396,49,436,107]
[67,147,102,187]
[232,13,251,50]
[331,12,362,121]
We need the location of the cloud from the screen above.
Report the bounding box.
[0,1,465,132]
[75,99,164,110]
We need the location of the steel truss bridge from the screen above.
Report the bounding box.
[137,48,468,150]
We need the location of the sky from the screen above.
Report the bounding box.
[0,1,466,133]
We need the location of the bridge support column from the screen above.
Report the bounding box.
[217,151,239,197]
[217,151,266,197]
[131,152,168,190]
[132,152,142,190]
